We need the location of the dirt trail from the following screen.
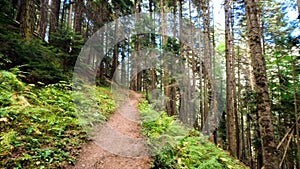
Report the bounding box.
[68,91,151,169]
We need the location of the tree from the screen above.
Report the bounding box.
[49,0,61,41]
[111,9,119,80]
[244,0,279,168]
[38,0,49,40]
[291,54,300,169]
[74,0,84,34]
[149,0,156,91]
[19,0,34,40]
[160,0,171,114]
[225,0,236,156]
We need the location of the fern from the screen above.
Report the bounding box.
[138,99,248,169]
[0,130,17,155]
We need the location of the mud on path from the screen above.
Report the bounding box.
[67,91,152,169]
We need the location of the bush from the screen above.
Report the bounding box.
[0,71,115,168]
[0,14,83,84]
[138,99,248,169]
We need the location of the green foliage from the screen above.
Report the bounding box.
[0,71,25,107]
[111,0,134,15]
[0,130,17,155]
[138,100,248,169]
[0,71,115,168]
[73,85,115,129]
[0,14,86,84]
[0,20,67,84]
[0,0,16,19]
[50,26,84,72]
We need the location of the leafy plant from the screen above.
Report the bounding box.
[0,71,116,168]
[138,99,248,169]
[0,14,71,84]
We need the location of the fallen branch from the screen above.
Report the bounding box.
[277,116,300,150]
[279,129,294,168]
[277,124,295,150]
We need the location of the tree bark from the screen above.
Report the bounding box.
[159,0,171,115]
[149,0,156,91]
[49,0,61,41]
[225,0,236,156]
[197,14,204,130]
[200,0,211,133]
[237,46,244,160]
[38,0,49,40]
[136,1,142,91]
[246,113,254,168]
[244,0,279,168]
[68,1,73,28]
[111,9,119,81]
[291,55,300,169]
[230,2,240,158]
[19,0,33,40]
[170,0,178,116]
[60,0,67,30]
[74,0,84,34]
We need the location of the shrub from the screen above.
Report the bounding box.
[138,99,248,169]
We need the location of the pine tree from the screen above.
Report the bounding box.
[49,0,61,41]
[19,0,34,40]
[38,0,49,40]
[74,0,84,34]
[244,0,279,168]
[225,0,236,156]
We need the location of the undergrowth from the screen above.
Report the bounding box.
[138,99,248,169]
[0,70,115,169]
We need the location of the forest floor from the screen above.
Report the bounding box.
[67,91,152,169]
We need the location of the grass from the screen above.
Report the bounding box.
[0,70,115,169]
[138,99,249,169]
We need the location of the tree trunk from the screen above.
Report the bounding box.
[130,0,140,91]
[38,0,49,40]
[244,0,279,168]
[178,0,186,120]
[111,10,119,81]
[237,47,244,160]
[291,55,300,169]
[200,0,211,132]
[159,0,171,115]
[197,15,204,130]
[246,113,254,168]
[68,1,73,28]
[60,0,67,30]
[121,38,127,85]
[19,0,33,40]
[242,50,254,167]
[149,0,156,91]
[230,2,240,158]
[225,0,236,156]
[136,1,142,91]
[74,0,84,34]
[49,0,61,41]
[169,0,178,116]
[255,109,263,169]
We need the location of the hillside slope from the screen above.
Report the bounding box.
[0,71,115,168]
[138,99,249,169]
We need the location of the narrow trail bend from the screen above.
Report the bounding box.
[68,91,152,169]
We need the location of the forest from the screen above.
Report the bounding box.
[0,0,299,169]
